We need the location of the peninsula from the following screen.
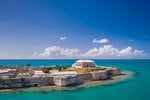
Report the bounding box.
[0,60,123,89]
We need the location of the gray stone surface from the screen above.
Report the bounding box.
[53,75,77,86]
[0,77,54,89]
[22,77,54,87]
[0,78,22,89]
[91,72,108,80]
[0,70,121,88]
[76,73,93,83]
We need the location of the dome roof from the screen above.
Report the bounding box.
[76,60,94,63]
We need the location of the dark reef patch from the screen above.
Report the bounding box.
[134,71,142,78]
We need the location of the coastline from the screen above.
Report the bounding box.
[0,71,134,93]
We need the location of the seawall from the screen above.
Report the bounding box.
[0,77,54,89]
[0,70,121,88]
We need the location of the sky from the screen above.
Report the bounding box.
[0,0,150,59]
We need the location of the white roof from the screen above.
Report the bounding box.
[49,70,59,73]
[51,71,77,76]
[34,71,44,74]
[98,70,107,73]
[76,60,94,63]
[33,71,45,77]
[0,70,8,73]
[0,69,16,73]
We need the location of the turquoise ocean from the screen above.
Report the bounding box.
[0,59,150,100]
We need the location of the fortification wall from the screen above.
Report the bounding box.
[0,77,54,89]
[53,76,77,86]
[76,73,93,83]
[56,72,109,86]
[65,75,76,86]
[60,75,77,86]
[0,78,22,89]
[53,73,93,86]
[0,70,121,88]
[53,76,62,86]
[22,77,54,87]
[91,72,107,80]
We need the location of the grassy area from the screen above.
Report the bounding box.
[41,66,71,73]
[41,66,116,73]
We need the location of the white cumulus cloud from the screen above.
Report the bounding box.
[93,38,109,43]
[33,45,145,59]
[79,48,99,58]
[80,45,144,58]
[60,37,66,41]
[0,52,9,59]
[98,45,118,56]
[133,50,143,55]
[80,45,118,58]
[61,48,80,57]
[38,46,80,58]
[118,47,132,56]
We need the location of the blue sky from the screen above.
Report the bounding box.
[0,0,150,59]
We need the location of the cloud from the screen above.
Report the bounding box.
[79,48,99,58]
[80,45,144,58]
[60,37,66,41]
[0,52,9,59]
[38,46,80,58]
[118,47,132,56]
[133,50,143,55]
[80,45,118,58]
[60,48,80,57]
[33,52,38,57]
[34,45,145,59]
[93,38,109,43]
[39,46,62,57]
[98,45,118,56]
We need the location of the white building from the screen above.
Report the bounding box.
[33,71,45,77]
[51,71,77,76]
[49,70,59,73]
[72,60,96,68]
[0,69,16,74]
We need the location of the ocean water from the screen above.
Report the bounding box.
[0,59,150,100]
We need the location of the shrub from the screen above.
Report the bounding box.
[41,67,49,73]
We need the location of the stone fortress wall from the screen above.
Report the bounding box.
[0,77,54,89]
[0,70,121,88]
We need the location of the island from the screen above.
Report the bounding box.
[0,60,124,89]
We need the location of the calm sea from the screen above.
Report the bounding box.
[0,59,150,100]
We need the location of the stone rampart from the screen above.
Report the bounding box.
[0,78,22,89]
[0,77,54,89]
[0,70,121,88]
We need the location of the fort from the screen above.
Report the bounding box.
[0,60,122,89]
